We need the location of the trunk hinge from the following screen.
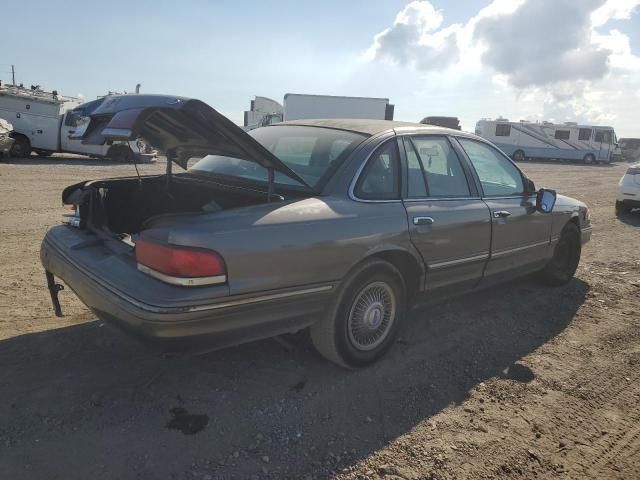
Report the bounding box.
[267,167,274,202]
[45,271,64,317]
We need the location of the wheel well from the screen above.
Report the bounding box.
[107,144,132,156]
[370,250,423,300]
[565,216,582,239]
[11,132,30,144]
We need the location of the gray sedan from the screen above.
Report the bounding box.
[40,95,592,367]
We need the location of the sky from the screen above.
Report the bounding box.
[3,0,640,136]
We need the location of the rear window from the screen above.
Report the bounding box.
[190,125,367,189]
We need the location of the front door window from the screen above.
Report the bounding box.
[458,139,524,196]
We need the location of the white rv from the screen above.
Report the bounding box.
[243,93,394,130]
[475,118,621,164]
[0,84,152,161]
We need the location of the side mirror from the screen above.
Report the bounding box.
[536,188,557,213]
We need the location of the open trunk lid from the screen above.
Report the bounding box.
[76,94,312,189]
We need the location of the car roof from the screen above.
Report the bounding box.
[278,118,465,136]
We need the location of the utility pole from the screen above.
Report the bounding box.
[11,65,15,85]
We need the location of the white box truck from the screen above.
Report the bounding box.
[243,93,394,130]
[0,84,152,161]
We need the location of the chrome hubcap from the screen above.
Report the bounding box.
[347,281,396,351]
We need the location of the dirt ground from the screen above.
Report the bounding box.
[0,155,639,480]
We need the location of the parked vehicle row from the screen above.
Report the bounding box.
[40,95,592,367]
[475,119,621,164]
[0,84,155,161]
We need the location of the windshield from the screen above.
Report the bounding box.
[189,125,367,189]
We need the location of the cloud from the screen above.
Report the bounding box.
[473,0,611,88]
[367,1,460,70]
[592,0,640,27]
[366,0,640,132]
[368,0,639,86]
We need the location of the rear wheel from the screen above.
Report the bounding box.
[512,150,525,162]
[9,136,31,157]
[583,154,595,165]
[310,259,406,368]
[108,145,134,163]
[537,222,581,286]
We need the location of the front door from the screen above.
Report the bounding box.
[456,138,552,278]
[401,136,491,291]
[60,112,107,156]
[594,129,613,161]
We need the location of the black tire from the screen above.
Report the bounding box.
[583,154,595,165]
[512,150,525,162]
[616,200,632,215]
[9,136,31,157]
[537,222,581,286]
[310,259,406,368]
[108,145,134,163]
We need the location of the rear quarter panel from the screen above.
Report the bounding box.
[153,197,417,296]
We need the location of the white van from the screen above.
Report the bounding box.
[475,119,621,164]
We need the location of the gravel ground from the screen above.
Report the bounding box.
[0,155,639,479]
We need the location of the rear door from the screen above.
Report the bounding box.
[456,138,551,278]
[401,135,491,291]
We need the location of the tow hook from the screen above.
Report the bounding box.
[45,271,64,317]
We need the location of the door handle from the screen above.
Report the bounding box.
[413,216,435,225]
[493,210,511,218]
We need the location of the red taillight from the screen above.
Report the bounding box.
[135,239,226,286]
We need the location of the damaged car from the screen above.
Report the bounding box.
[40,95,592,367]
[0,118,15,158]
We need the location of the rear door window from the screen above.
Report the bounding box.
[408,136,471,197]
[403,137,427,198]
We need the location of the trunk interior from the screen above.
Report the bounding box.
[88,174,292,236]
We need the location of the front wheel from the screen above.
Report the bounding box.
[310,260,406,368]
[537,222,581,286]
[616,200,632,215]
